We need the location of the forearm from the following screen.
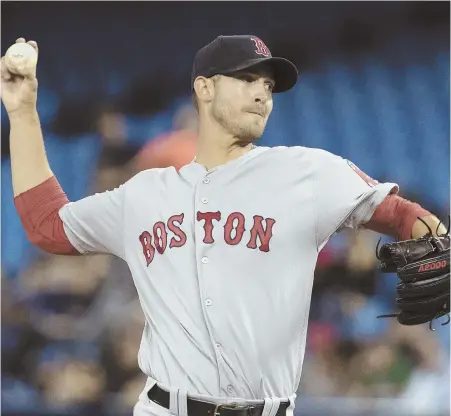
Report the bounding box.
[411,215,448,239]
[365,194,440,240]
[9,110,54,197]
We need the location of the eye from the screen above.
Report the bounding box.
[236,74,255,83]
[265,81,275,92]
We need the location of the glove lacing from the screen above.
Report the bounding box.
[376,216,450,331]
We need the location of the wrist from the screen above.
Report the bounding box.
[412,215,447,239]
[8,108,39,124]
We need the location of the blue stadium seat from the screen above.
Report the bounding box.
[1,161,39,278]
[36,88,60,129]
[292,72,333,152]
[45,132,102,200]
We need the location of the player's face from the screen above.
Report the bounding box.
[210,66,275,145]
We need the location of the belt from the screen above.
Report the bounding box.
[147,384,290,416]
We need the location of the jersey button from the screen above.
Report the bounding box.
[203,179,210,184]
[201,256,209,264]
[227,385,235,394]
[215,343,221,348]
[205,299,212,306]
[201,197,208,204]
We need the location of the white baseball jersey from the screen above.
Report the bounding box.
[59,146,398,399]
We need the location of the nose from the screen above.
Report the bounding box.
[251,82,269,104]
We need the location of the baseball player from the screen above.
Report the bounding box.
[2,35,449,416]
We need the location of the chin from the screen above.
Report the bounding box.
[229,119,266,143]
[237,132,263,145]
[250,124,266,139]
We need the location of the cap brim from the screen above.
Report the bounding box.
[221,57,298,93]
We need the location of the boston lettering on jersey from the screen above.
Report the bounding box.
[139,211,276,266]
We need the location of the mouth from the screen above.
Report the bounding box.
[247,110,265,117]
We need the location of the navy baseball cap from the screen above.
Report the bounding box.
[191,35,298,93]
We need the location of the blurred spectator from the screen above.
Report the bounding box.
[345,341,413,397]
[97,103,128,147]
[299,322,346,397]
[133,103,198,173]
[101,308,145,395]
[51,96,99,138]
[36,355,105,413]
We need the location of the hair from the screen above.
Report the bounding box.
[192,91,199,113]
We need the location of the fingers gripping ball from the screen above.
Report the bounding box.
[5,43,38,76]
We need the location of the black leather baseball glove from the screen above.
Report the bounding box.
[376,219,450,330]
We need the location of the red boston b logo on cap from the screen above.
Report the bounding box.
[250,37,270,57]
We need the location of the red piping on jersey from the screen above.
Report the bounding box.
[14,176,78,254]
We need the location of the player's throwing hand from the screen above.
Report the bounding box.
[1,38,39,117]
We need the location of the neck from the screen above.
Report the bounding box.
[195,119,255,170]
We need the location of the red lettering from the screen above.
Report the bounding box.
[168,214,187,248]
[224,212,246,245]
[197,211,221,244]
[250,36,270,57]
[140,211,281,262]
[247,216,276,252]
[418,260,448,272]
[153,222,167,254]
[139,231,155,266]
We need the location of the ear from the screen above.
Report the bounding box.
[193,76,216,105]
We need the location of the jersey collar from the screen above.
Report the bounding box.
[179,145,269,182]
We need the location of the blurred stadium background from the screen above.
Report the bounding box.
[1,2,449,415]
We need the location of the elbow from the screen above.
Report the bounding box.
[14,177,79,255]
[13,177,80,255]
[23,209,79,255]
[27,232,52,253]
[26,229,77,255]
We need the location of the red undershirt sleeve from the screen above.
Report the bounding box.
[14,176,79,254]
[14,172,128,258]
[364,194,431,240]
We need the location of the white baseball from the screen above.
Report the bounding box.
[5,43,38,76]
